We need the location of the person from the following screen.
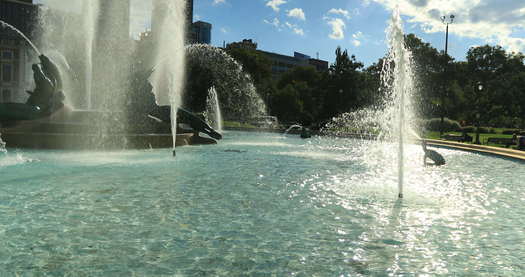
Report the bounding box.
[422,140,446,166]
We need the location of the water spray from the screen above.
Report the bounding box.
[0,20,42,56]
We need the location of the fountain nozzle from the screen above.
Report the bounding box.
[398,193,403,199]
[172,150,176,157]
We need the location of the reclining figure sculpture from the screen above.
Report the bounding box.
[0,55,64,121]
[422,140,446,166]
[0,54,222,143]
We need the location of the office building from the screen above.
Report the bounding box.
[227,39,329,78]
[192,21,212,44]
[0,0,37,103]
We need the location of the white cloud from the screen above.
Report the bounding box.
[371,0,525,53]
[264,17,281,29]
[328,8,351,20]
[351,31,364,47]
[266,0,287,12]
[326,18,345,40]
[293,28,305,36]
[220,27,229,34]
[287,8,306,21]
[284,22,304,36]
[213,0,226,5]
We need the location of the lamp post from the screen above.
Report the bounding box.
[475,82,483,144]
[439,14,455,137]
[441,15,455,56]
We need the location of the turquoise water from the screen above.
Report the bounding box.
[0,131,523,276]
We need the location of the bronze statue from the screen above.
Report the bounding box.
[26,55,65,115]
[422,140,446,166]
[0,54,64,121]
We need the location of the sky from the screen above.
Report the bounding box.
[35,0,525,67]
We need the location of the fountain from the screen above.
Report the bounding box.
[322,8,420,198]
[82,0,99,110]
[148,0,187,156]
[0,1,224,151]
[0,20,41,55]
[1,3,524,276]
[284,124,303,135]
[204,86,223,132]
[186,44,266,121]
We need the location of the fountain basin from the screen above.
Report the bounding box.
[0,107,218,150]
[0,131,523,275]
[0,132,199,149]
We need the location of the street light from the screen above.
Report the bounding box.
[439,14,455,137]
[475,82,483,144]
[441,15,455,56]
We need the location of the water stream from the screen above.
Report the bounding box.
[0,20,41,56]
[149,0,187,156]
[0,21,42,154]
[321,8,418,199]
[386,8,417,198]
[82,0,100,110]
[205,86,223,132]
[284,124,302,135]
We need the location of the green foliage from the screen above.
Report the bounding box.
[225,46,272,85]
[223,121,256,129]
[423,118,462,132]
[462,126,475,133]
[219,36,525,130]
[270,84,304,123]
[501,129,522,135]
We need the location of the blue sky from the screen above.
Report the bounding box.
[190,0,525,66]
[35,0,525,67]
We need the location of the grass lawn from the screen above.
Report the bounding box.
[223,121,257,129]
[425,131,517,148]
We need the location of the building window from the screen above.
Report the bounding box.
[2,90,11,103]
[1,63,13,82]
[1,50,14,61]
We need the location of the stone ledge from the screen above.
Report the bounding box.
[426,139,525,162]
[0,132,207,150]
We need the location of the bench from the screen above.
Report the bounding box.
[487,137,515,147]
[442,134,472,143]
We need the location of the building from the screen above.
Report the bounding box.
[226,39,329,78]
[307,58,329,72]
[192,21,212,44]
[259,50,310,77]
[227,39,258,50]
[0,0,37,103]
[186,0,193,30]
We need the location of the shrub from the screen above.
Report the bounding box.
[462,126,496,134]
[502,129,521,135]
[478,127,496,134]
[462,126,475,133]
[423,118,462,132]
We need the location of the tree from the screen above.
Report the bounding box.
[270,84,303,122]
[271,66,325,124]
[224,46,272,86]
[322,47,365,119]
